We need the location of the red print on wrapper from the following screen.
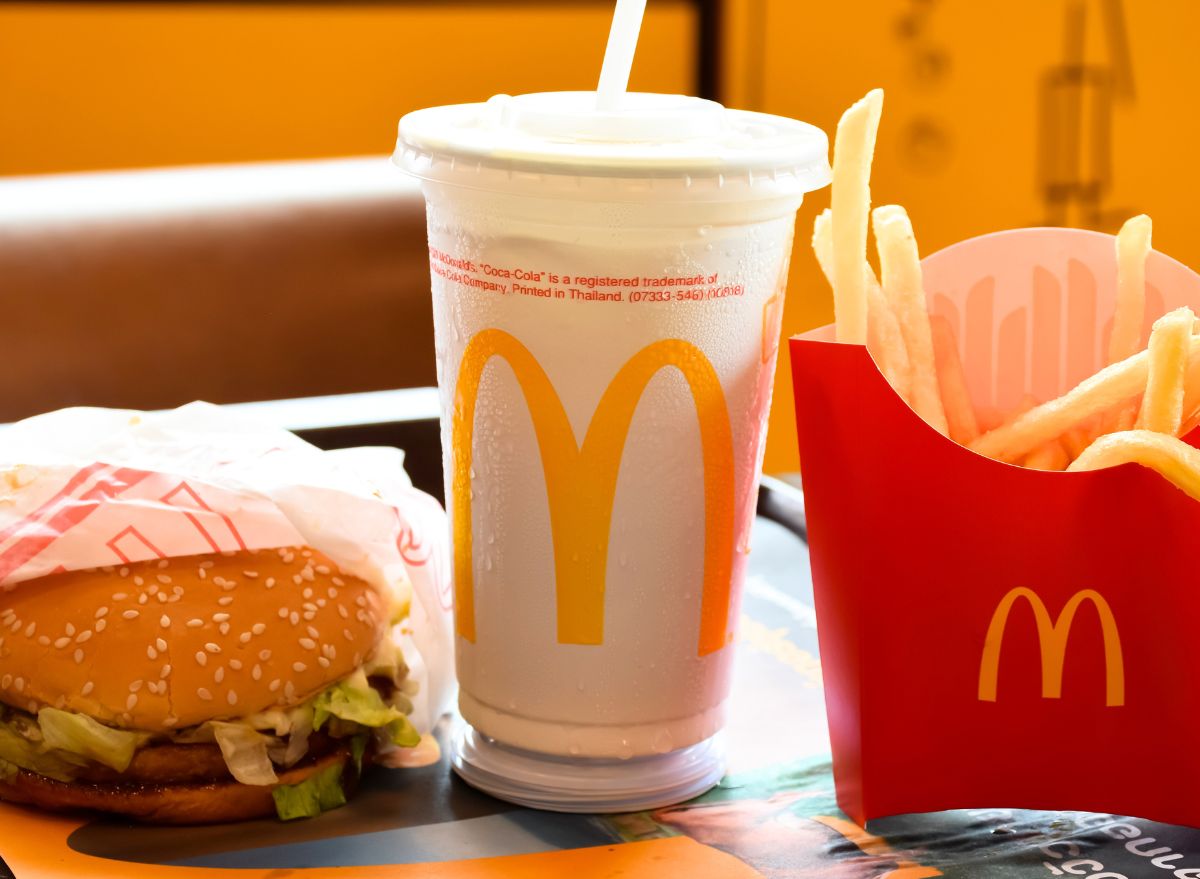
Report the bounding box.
[791,228,1200,828]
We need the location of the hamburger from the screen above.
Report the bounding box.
[0,545,418,824]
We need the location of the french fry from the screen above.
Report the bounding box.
[1062,417,1104,461]
[830,89,884,345]
[1109,214,1153,364]
[1025,440,1070,472]
[929,315,979,444]
[1103,215,1153,431]
[970,338,1200,463]
[872,205,948,434]
[1135,307,1194,434]
[1068,430,1200,502]
[813,209,912,399]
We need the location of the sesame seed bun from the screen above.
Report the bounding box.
[0,547,386,731]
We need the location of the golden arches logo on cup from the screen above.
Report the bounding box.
[978,587,1125,707]
[451,328,736,656]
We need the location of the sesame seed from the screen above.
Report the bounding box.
[148,584,159,595]
[123,610,140,620]
[221,581,237,592]
[0,675,10,688]
[218,596,234,607]
[157,593,168,603]
[65,623,76,636]
[8,620,19,633]
[327,588,337,599]
[147,646,158,660]
[75,630,92,643]
[137,594,148,605]
[269,679,281,692]
[187,618,203,628]
[316,565,331,575]
[95,607,109,619]
[54,636,70,649]
[120,712,131,724]
[338,605,349,619]
[302,550,312,558]
[126,695,138,710]
[292,575,303,585]
[214,667,225,683]
[129,680,143,693]
[258,649,272,661]
[198,568,207,579]
[112,593,127,601]
[195,652,208,667]
[243,570,259,578]
[239,632,252,644]
[277,608,288,619]
[252,664,262,680]
[173,586,183,595]
[23,622,35,637]
[356,610,369,622]
[219,623,231,635]
[163,716,178,728]
[332,577,345,587]
[323,644,336,659]
[160,615,170,628]
[229,659,243,670]
[252,623,266,635]
[37,635,51,646]
[73,649,83,664]
[212,613,230,623]
[301,567,315,582]
[352,653,362,665]
[156,638,167,652]
[197,688,213,701]
[355,596,367,608]
[317,657,331,668]
[303,603,317,612]
[316,599,327,608]
[299,638,316,650]
[156,575,171,585]
[293,662,307,673]
[303,588,313,600]
[81,681,94,696]
[285,681,296,700]
[289,612,299,626]
[228,691,238,706]
[200,560,214,569]
[160,665,172,679]
[133,576,144,586]
[13,678,24,692]
[265,578,276,589]
[119,567,129,577]
[343,629,353,641]
[205,642,221,653]
[158,559,169,569]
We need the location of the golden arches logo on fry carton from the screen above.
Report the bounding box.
[978,587,1124,708]
[791,225,1200,830]
[452,328,736,656]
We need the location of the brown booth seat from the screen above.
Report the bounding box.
[0,157,434,423]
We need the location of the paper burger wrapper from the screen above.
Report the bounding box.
[0,402,454,733]
[791,227,1200,827]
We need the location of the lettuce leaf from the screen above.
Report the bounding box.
[385,716,420,748]
[210,722,279,786]
[271,762,347,821]
[0,724,80,782]
[312,671,405,732]
[38,708,148,772]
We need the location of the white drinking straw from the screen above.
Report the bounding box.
[596,0,648,111]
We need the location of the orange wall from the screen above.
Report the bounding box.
[0,2,695,175]
[4,1,1195,475]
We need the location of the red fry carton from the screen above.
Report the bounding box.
[790,227,1200,827]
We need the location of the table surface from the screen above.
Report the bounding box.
[3,509,1198,878]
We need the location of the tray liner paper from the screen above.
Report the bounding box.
[791,228,1200,828]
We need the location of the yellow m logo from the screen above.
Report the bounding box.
[978,587,1125,707]
[452,329,735,656]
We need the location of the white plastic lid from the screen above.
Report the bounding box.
[395,91,830,188]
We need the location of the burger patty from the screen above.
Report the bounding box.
[0,743,357,825]
[69,731,342,785]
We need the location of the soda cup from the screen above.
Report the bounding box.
[395,89,828,811]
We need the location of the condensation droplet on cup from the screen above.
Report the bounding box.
[652,729,674,754]
[484,554,493,572]
[618,738,634,760]
[698,225,712,237]
[469,466,477,480]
